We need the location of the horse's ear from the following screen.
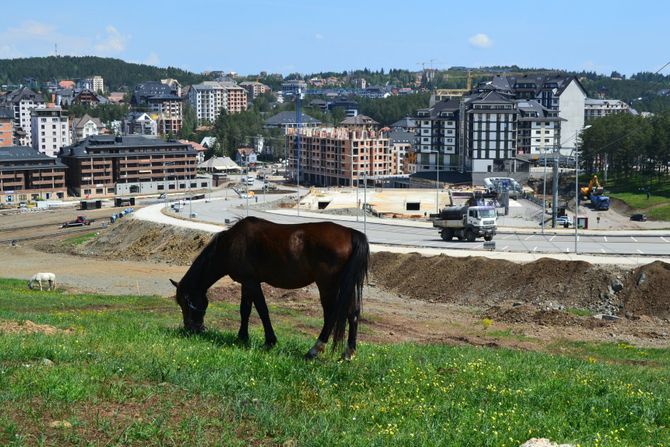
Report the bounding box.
[170,279,179,288]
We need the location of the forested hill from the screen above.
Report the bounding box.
[0,56,208,90]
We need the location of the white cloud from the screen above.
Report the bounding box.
[145,52,160,66]
[94,26,129,54]
[315,33,324,40]
[11,20,56,38]
[469,33,493,48]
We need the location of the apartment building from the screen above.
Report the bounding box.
[465,90,519,173]
[239,81,271,99]
[91,75,104,93]
[188,81,248,124]
[31,106,71,158]
[286,127,391,187]
[415,99,462,172]
[388,129,414,175]
[0,146,67,204]
[131,81,183,135]
[0,108,13,147]
[584,98,630,121]
[0,87,46,147]
[516,100,563,156]
[59,135,205,197]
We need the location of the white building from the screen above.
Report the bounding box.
[188,81,248,124]
[31,106,70,157]
[91,75,104,93]
[585,98,630,121]
[71,114,104,143]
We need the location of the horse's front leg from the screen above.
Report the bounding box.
[244,282,277,347]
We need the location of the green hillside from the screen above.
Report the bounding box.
[0,56,208,91]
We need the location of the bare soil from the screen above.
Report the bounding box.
[2,218,670,350]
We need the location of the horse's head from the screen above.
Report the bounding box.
[170,279,208,333]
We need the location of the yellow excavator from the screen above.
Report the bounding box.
[580,175,604,199]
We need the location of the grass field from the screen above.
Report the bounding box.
[1,278,670,446]
[605,175,670,220]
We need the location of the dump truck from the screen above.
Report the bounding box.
[430,205,497,242]
[580,175,610,210]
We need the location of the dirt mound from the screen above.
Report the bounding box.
[73,220,213,266]
[370,252,619,311]
[0,319,68,335]
[484,304,609,329]
[621,261,670,318]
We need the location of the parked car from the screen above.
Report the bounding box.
[556,216,573,227]
[630,213,647,222]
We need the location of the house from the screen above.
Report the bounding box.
[390,117,417,133]
[197,155,241,173]
[340,115,379,129]
[235,147,257,168]
[200,136,217,149]
[107,92,126,104]
[73,89,107,107]
[71,114,104,143]
[179,139,207,164]
[584,98,631,121]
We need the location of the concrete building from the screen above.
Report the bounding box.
[0,108,13,147]
[124,112,158,136]
[71,114,104,143]
[0,87,46,147]
[31,106,70,158]
[415,99,462,172]
[388,129,414,175]
[239,81,271,99]
[465,90,519,173]
[188,81,248,124]
[584,98,630,121]
[0,146,67,204]
[91,75,104,93]
[132,81,183,135]
[340,115,379,130]
[287,127,391,187]
[59,135,207,198]
[516,100,563,156]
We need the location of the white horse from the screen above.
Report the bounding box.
[28,273,56,291]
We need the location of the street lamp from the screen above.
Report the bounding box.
[574,124,592,254]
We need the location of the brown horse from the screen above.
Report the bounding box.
[170,217,369,360]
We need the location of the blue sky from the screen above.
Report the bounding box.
[0,0,666,76]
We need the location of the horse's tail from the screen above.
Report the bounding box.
[332,229,369,347]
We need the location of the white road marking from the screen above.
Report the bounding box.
[533,246,538,252]
[637,249,644,254]
[631,236,638,242]
[662,237,669,243]
[601,248,606,253]
[501,246,509,251]
[603,236,608,242]
[525,235,534,240]
[550,235,556,241]
[566,247,570,253]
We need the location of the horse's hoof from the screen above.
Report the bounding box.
[341,348,356,361]
[304,350,318,361]
[263,339,277,349]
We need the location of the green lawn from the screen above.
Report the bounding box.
[602,175,670,220]
[1,278,669,446]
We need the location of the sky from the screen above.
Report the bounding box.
[0,0,667,76]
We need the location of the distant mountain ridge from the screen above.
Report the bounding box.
[0,56,208,91]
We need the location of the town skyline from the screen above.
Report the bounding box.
[0,0,667,77]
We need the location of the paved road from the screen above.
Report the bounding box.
[172,190,670,257]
